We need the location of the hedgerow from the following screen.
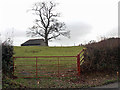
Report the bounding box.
[2,38,14,78]
[81,37,119,72]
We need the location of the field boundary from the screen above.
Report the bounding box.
[13,48,86,78]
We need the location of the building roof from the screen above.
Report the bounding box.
[21,39,45,45]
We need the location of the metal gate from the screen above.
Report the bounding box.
[13,49,85,78]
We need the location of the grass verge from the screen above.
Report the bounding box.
[2,70,117,88]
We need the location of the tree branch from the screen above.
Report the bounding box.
[27,1,70,46]
[48,33,60,40]
[36,22,45,30]
[38,9,46,28]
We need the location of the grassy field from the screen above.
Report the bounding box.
[14,46,84,78]
[3,46,117,88]
[14,46,84,56]
[11,46,88,88]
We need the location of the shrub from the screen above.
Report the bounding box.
[2,38,14,77]
[81,37,119,72]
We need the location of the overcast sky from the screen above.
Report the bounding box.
[0,0,119,46]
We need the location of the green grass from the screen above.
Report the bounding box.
[14,46,84,56]
[4,46,116,88]
[10,46,87,88]
[13,46,84,78]
[0,85,2,89]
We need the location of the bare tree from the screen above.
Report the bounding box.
[27,1,70,46]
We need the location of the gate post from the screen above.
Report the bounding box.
[36,57,38,78]
[77,54,80,76]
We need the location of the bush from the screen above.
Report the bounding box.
[2,38,14,77]
[81,37,119,72]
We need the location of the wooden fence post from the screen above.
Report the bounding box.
[77,54,80,76]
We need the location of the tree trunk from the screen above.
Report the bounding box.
[45,40,48,46]
[45,37,48,46]
[45,29,48,46]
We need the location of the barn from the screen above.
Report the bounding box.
[21,39,46,46]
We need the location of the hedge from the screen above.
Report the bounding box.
[81,38,119,72]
